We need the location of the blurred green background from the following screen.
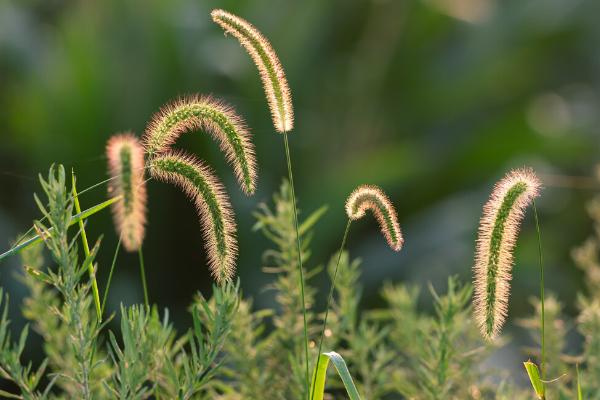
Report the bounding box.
[1,0,599,381]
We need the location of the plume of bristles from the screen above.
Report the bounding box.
[345,184,403,251]
[211,9,294,133]
[143,95,257,195]
[106,133,147,252]
[149,151,237,284]
[473,168,541,340]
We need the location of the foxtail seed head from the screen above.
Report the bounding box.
[211,9,294,133]
[345,185,403,251]
[149,151,237,284]
[473,168,541,340]
[143,95,257,195]
[106,133,147,252]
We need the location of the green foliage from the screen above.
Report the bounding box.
[4,168,600,399]
[1,165,239,399]
[0,289,52,399]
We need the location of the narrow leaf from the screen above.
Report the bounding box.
[310,351,361,400]
[524,360,545,399]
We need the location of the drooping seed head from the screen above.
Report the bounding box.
[143,95,257,195]
[345,185,403,251]
[106,133,147,252]
[149,151,237,284]
[211,9,294,133]
[473,168,541,340]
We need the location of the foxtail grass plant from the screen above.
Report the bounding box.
[148,151,237,284]
[211,9,310,397]
[143,95,257,194]
[106,133,147,253]
[106,133,149,307]
[311,184,403,400]
[345,184,404,251]
[211,9,294,133]
[473,168,541,340]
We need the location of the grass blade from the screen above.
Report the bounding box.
[310,351,361,400]
[0,196,121,263]
[523,360,545,400]
[72,172,103,321]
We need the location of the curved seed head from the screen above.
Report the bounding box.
[345,185,403,251]
[106,133,147,252]
[149,151,237,284]
[143,95,257,195]
[473,167,541,340]
[211,9,294,133]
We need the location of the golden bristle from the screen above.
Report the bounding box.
[473,168,541,340]
[149,151,237,284]
[211,9,294,133]
[345,184,403,251]
[143,95,257,195]
[106,133,147,252]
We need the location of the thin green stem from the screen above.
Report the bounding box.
[138,247,149,308]
[533,200,545,382]
[102,236,122,315]
[283,132,310,399]
[72,173,103,322]
[311,219,352,400]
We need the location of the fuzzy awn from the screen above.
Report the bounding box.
[149,151,237,284]
[211,9,294,133]
[345,184,403,251]
[473,168,541,340]
[106,133,147,252]
[143,95,257,195]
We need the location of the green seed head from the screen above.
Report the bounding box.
[143,95,257,195]
[106,133,147,252]
[345,184,403,251]
[149,151,237,284]
[211,9,294,133]
[473,168,541,340]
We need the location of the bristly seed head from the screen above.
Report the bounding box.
[473,167,541,340]
[149,151,237,284]
[143,95,257,195]
[211,9,294,133]
[106,133,147,252]
[345,185,403,251]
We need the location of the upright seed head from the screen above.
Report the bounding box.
[106,133,147,252]
[473,168,541,340]
[143,95,257,194]
[211,9,294,133]
[149,151,237,284]
[345,185,403,251]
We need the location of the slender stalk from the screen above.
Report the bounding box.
[71,174,103,322]
[138,247,149,308]
[102,236,122,314]
[533,200,545,382]
[311,219,352,400]
[283,132,310,399]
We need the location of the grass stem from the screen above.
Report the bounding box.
[138,247,149,308]
[283,132,310,399]
[310,219,352,400]
[102,236,122,314]
[533,200,545,382]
